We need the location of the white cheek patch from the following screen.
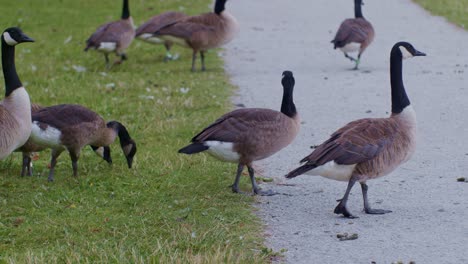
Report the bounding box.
[205,141,240,162]
[30,122,62,148]
[98,42,117,52]
[399,46,413,59]
[3,32,18,46]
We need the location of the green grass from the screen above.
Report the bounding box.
[413,0,468,29]
[0,0,267,262]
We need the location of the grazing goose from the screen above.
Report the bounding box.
[285,42,425,218]
[136,11,188,61]
[179,71,300,195]
[16,104,112,177]
[84,0,135,68]
[27,104,137,181]
[331,0,374,70]
[0,27,34,160]
[154,0,238,71]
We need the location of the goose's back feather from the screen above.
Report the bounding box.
[136,12,187,36]
[86,19,135,51]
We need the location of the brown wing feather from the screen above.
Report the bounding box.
[136,12,187,36]
[86,20,134,48]
[32,104,103,131]
[332,18,373,48]
[192,108,283,143]
[302,118,398,166]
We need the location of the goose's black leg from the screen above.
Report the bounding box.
[353,53,362,70]
[69,151,80,177]
[48,149,63,182]
[200,51,206,71]
[231,163,244,193]
[334,176,358,218]
[344,52,357,62]
[247,166,277,196]
[361,182,392,215]
[191,51,197,72]
[104,54,110,69]
[21,153,32,177]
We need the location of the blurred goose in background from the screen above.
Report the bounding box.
[136,11,188,61]
[0,27,34,160]
[84,0,135,68]
[27,104,137,181]
[153,0,238,71]
[179,71,300,195]
[331,0,374,70]
[286,42,425,218]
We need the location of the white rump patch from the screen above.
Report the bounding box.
[98,42,117,52]
[205,141,240,162]
[139,34,164,44]
[30,122,62,148]
[305,161,356,182]
[399,46,413,59]
[340,42,360,53]
[3,32,18,46]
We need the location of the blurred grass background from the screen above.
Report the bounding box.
[414,0,468,29]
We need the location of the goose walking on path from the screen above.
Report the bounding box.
[179,71,300,195]
[153,0,238,71]
[27,104,137,182]
[0,27,34,160]
[286,42,425,218]
[84,0,135,68]
[331,0,374,70]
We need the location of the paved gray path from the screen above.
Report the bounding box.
[223,0,468,263]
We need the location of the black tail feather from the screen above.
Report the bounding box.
[285,164,317,179]
[178,143,208,154]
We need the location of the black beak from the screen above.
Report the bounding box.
[414,49,426,56]
[20,33,34,43]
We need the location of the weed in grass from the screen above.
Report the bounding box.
[0,0,268,262]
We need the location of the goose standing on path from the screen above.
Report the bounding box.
[136,11,188,61]
[285,42,425,218]
[84,0,135,68]
[153,0,239,71]
[331,0,374,70]
[179,71,300,195]
[0,27,34,160]
[27,104,137,182]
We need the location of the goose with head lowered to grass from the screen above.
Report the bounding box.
[136,11,188,61]
[84,0,135,68]
[179,71,300,195]
[15,104,112,177]
[28,104,137,182]
[285,42,425,218]
[331,0,374,70]
[153,0,238,71]
[0,27,34,160]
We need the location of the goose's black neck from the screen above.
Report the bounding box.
[280,79,297,118]
[214,0,226,15]
[390,48,410,114]
[121,0,130,19]
[1,37,22,97]
[107,121,132,146]
[354,0,363,18]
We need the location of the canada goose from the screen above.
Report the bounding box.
[154,0,238,71]
[16,104,112,177]
[0,27,34,160]
[331,0,374,70]
[136,11,188,61]
[27,104,137,181]
[285,42,425,218]
[179,71,299,195]
[84,0,135,68]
